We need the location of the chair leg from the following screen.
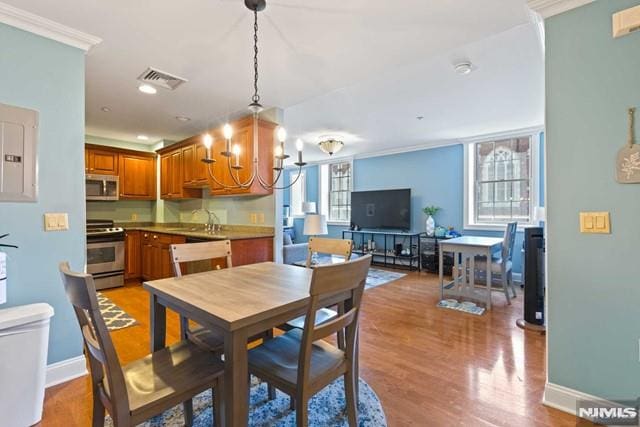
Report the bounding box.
[337,302,346,350]
[295,396,309,427]
[91,393,105,427]
[509,270,517,298]
[344,371,358,427]
[180,315,189,340]
[267,384,277,400]
[183,399,194,427]
[501,268,511,305]
[213,382,223,427]
[289,395,295,410]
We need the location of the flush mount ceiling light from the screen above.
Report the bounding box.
[318,138,344,156]
[198,0,305,191]
[137,135,149,141]
[138,84,157,94]
[454,61,473,75]
[101,106,111,112]
[175,116,191,122]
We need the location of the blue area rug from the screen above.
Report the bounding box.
[365,268,405,290]
[106,377,386,426]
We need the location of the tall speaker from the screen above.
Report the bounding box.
[517,226,545,332]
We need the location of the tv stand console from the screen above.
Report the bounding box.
[342,230,421,271]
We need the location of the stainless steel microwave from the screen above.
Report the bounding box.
[86,174,119,201]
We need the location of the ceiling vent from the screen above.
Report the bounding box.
[137,67,188,90]
[613,4,640,39]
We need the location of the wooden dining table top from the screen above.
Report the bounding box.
[143,262,314,332]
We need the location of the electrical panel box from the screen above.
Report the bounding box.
[0,103,38,202]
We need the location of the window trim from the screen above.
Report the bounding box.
[289,169,306,218]
[463,131,541,232]
[319,159,354,226]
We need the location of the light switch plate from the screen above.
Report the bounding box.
[580,211,610,234]
[44,213,68,231]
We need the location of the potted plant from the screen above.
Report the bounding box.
[422,206,441,237]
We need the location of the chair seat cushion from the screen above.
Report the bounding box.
[473,256,512,274]
[187,325,225,353]
[122,340,224,413]
[248,329,346,390]
[286,307,338,330]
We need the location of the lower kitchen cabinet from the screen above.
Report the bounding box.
[230,237,274,266]
[141,232,186,281]
[124,230,141,280]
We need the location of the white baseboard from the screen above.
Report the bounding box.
[46,355,87,388]
[543,382,615,417]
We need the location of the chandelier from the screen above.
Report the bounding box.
[200,0,305,190]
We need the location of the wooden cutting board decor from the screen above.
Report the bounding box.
[616,107,640,183]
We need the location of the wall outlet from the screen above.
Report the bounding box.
[249,213,257,224]
[44,213,68,231]
[131,213,138,221]
[257,212,265,224]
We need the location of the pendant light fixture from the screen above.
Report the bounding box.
[200,0,305,190]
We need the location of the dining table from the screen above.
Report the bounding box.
[143,261,354,427]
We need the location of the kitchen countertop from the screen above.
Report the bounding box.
[118,223,274,241]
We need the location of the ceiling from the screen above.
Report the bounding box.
[6,0,543,161]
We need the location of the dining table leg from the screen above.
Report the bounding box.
[223,328,249,427]
[439,245,444,300]
[150,293,166,352]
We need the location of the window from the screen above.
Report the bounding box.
[320,161,352,223]
[289,169,306,216]
[465,133,539,229]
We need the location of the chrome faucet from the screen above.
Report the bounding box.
[192,209,221,233]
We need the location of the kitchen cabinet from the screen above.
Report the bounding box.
[141,232,186,281]
[119,153,156,200]
[159,148,201,200]
[124,230,141,280]
[86,147,119,175]
[181,141,209,188]
[230,237,274,266]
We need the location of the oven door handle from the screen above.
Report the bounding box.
[92,271,124,279]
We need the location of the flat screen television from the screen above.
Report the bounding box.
[350,189,411,231]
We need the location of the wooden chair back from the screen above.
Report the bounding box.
[502,222,518,262]
[170,240,232,277]
[297,254,372,386]
[306,237,353,268]
[58,262,129,420]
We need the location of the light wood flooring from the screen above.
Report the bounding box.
[40,270,584,426]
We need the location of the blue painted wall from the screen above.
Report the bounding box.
[0,24,86,364]
[546,0,640,399]
[283,138,545,275]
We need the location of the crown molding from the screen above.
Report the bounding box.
[0,2,101,51]
[527,0,595,18]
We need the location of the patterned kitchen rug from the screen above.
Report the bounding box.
[365,268,406,290]
[105,376,387,426]
[96,292,138,331]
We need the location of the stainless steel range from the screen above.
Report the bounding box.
[86,219,125,290]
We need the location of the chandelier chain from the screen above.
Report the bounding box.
[252,9,260,104]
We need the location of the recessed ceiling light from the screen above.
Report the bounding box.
[138,84,157,94]
[101,106,111,112]
[176,116,191,122]
[416,116,424,120]
[137,135,149,141]
[454,62,473,75]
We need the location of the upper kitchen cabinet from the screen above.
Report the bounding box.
[159,147,201,200]
[85,144,157,201]
[119,151,156,200]
[208,117,275,197]
[85,146,119,175]
[181,137,209,188]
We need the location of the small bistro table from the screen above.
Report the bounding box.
[143,262,355,427]
[439,236,503,310]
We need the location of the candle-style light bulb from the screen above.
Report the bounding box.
[232,144,241,167]
[203,133,213,149]
[277,127,287,143]
[274,145,283,157]
[295,138,304,152]
[223,123,233,140]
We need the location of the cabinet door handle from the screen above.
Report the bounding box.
[153,235,158,239]
[144,233,148,238]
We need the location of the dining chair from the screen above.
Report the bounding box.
[59,262,224,427]
[248,254,372,427]
[284,237,353,349]
[473,221,518,304]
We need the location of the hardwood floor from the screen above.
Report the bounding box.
[40,270,583,426]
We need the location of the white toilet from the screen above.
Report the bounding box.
[0,303,54,427]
